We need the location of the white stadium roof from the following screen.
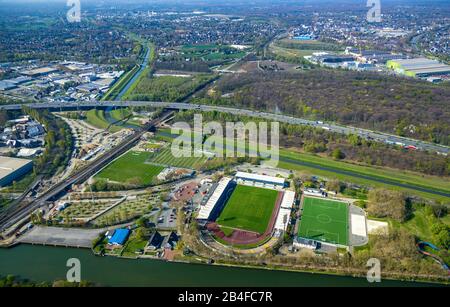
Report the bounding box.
[197,177,232,220]
[275,208,292,231]
[280,190,295,209]
[274,191,296,231]
[235,171,285,185]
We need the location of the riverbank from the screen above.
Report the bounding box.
[0,244,445,287]
[1,243,447,287]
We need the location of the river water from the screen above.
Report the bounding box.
[0,245,441,287]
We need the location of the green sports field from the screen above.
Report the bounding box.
[95,151,164,186]
[148,147,207,169]
[216,185,279,234]
[298,197,349,246]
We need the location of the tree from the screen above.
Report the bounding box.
[135,227,148,241]
[435,230,450,249]
[136,217,148,228]
[326,179,342,193]
[366,189,407,221]
[331,148,345,160]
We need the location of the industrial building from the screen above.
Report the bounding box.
[21,66,58,77]
[314,54,355,64]
[0,156,33,187]
[387,58,450,78]
[346,48,406,64]
[107,228,130,246]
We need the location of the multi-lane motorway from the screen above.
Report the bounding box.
[1,100,449,155]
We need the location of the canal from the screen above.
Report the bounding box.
[115,45,151,101]
[0,245,441,287]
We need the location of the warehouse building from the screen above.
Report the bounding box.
[0,156,33,187]
[21,66,58,77]
[346,49,406,64]
[387,58,450,78]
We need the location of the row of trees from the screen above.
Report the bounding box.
[0,275,92,287]
[22,107,73,178]
[175,109,450,176]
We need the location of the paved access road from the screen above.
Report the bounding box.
[1,100,449,155]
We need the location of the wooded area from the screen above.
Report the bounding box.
[202,70,450,146]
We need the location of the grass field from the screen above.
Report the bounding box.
[216,185,279,234]
[109,108,143,127]
[180,44,246,62]
[85,109,122,133]
[148,147,208,169]
[388,204,450,244]
[95,151,164,186]
[154,128,450,201]
[123,72,213,102]
[278,149,450,202]
[298,197,349,246]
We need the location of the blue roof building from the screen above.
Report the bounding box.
[108,229,130,246]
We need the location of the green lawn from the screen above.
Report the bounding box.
[298,197,349,246]
[279,149,450,202]
[85,109,122,133]
[216,185,279,234]
[109,108,143,127]
[122,236,148,258]
[101,64,140,101]
[388,205,450,243]
[123,74,213,102]
[148,147,208,169]
[154,128,450,202]
[95,151,164,186]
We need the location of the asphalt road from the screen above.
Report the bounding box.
[1,100,449,155]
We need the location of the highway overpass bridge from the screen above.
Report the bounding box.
[1,100,449,155]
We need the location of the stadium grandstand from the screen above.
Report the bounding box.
[197,177,233,222]
[274,190,296,234]
[235,171,286,189]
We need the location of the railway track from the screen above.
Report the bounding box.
[0,111,173,236]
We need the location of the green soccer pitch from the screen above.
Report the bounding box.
[216,185,280,234]
[95,151,164,186]
[298,197,349,246]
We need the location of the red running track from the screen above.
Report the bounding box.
[208,190,284,246]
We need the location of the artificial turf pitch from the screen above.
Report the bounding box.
[216,185,279,234]
[298,197,349,246]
